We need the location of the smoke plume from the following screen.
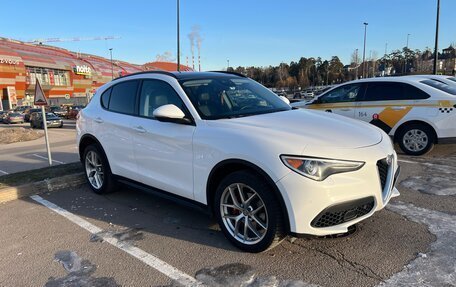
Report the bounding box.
[155,51,175,62]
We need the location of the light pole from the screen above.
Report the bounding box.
[362,22,368,78]
[177,0,180,72]
[404,34,410,74]
[227,59,230,70]
[433,0,440,75]
[109,48,113,80]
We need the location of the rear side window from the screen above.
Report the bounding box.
[101,88,111,108]
[363,82,429,101]
[107,80,139,114]
[421,79,456,95]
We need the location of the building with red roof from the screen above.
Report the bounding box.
[0,37,192,109]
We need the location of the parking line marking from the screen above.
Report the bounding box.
[30,195,202,286]
[32,154,65,164]
[0,170,9,175]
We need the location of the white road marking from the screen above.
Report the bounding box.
[30,195,203,287]
[382,202,456,286]
[0,169,9,175]
[32,154,65,164]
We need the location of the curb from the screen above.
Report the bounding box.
[0,172,86,204]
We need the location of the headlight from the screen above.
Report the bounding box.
[280,155,365,181]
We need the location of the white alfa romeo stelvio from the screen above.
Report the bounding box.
[77,71,400,252]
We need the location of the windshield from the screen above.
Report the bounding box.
[421,79,456,96]
[179,77,291,119]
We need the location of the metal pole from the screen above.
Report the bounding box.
[362,22,368,78]
[433,0,440,75]
[227,59,229,70]
[41,106,52,166]
[355,48,358,79]
[109,48,113,80]
[177,0,180,72]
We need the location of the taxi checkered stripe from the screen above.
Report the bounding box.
[439,107,453,113]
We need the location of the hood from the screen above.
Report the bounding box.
[208,109,383,149]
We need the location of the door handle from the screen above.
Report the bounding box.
[133,126,146,133]
[94,117,103,123]
[391,106,406,111]
[340,108,352,111]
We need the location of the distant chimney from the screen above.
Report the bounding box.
[192,55,195,70]
[198,55,201,72]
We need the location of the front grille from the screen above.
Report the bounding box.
[311,197,375,228]
[377,159,389,191]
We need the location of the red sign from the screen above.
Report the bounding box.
[373,113,379,120]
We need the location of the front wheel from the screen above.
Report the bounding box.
[83,144,116,194]
[214,171,285,253]
[397,124,435,156]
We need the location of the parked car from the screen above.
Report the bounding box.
[24,108,41,122]
[77,71,400,252]
[65,105,84,119]
[30,112,63,128]
[47,106,67,117]
[13,105,31,114]
[292,77,456,156]
[4,112,24,124]
[0,111,8,122]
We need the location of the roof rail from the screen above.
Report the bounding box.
[210,71,247,78]
[116,70,178,80]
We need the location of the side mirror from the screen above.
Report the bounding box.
[153,104,192,125]
[279,95,291,105]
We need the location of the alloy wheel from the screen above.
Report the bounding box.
[220,183,268,245]
[85,151,104,189]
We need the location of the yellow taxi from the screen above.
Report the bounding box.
[292,76,456,155]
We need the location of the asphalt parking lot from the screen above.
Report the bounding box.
[0,144,454,286]
[0,120,78,175]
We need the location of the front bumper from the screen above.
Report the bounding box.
[276,142,399,236]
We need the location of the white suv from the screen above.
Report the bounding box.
[77,71,400,252]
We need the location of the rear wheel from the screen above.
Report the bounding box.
[214,170,285,252]
[397,123,435,156]
[83,144,116,194]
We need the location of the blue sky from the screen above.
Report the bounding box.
[2,0,455,70]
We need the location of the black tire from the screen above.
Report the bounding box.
[82,144,116,194]
[397,123,435,156]
[214,170,285,253]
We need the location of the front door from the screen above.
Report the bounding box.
[131,79,195,199]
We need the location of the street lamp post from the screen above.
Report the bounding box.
[362,22,368,78]
[227,59,230,70]
[433,0,440,75]
[109,48,113,80]
[177,0,180,72]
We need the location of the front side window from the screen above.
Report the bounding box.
[363,82,405,101]
[107,80,139,114]
[318,84,362,103]
[421,79,456,96]
[179,77,290,120]
[139,80,187,118]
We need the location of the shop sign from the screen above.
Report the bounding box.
[74,65,92,76]
[0,57,20,65]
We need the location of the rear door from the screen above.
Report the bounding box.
[306,83,365,118]
[355,82,430,134]
[95,80,140,181]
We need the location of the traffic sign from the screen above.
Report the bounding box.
[34,79,47,106]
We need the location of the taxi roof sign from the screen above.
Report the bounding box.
[34,79,47,106]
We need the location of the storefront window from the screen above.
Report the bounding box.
[26,67,70,86]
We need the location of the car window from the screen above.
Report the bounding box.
[108,80,139,114]
[319,84,362,103]
[420,79,456,96]
[179,77,290,120]
[101,88,111,109]
[362,82,424,101]
[139,80,187,119]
